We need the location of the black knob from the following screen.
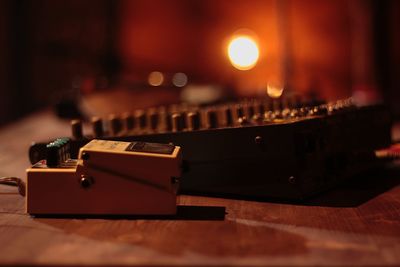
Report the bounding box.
[272,98,282,111]
[108,114,122,136]
[91,117,104,138]
[158,107,172,132]
[205,110,218,129]
[71,120,83,140]
[187,111,200,131]
[172,113,184,132]
[135,110,147,130]
[121,112,135,131]
[148,109,159,131]
[263,98,272,113]
[253,100,265,117]
[222,106,233,126]
[236,104,245,118]
[244,103,255,119]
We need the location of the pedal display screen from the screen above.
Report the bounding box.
[126,142,175,155]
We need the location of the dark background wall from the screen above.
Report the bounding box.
[0,0,399,126]
[0,0,115,125]
[0,0,9,125]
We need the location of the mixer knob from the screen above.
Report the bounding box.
[135,110,147,130]
[232,104,245,126]
[181,112,188,129]
[272,98,282,111]
[71,119,83,139]
[264,110,276,122]
[252,100,265,117]
[299,107,310,116]
[245,103,255,119]
[91,117,104,138]
[205,109,218,129]
[187,111,200,131]
[252,114,264,124]
[121,112,135,131]
[263,98,272,113]
[281,108,291,118]
[148,109,159,131]
[237,116,251,126]
[157,106,172,132]
[236,104,245,118]
[221,106,233,126]
[171,113,184,132]
[290,109,299,118]
[108,114,122,136]
[316,105,328,115]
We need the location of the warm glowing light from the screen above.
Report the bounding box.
[227,35,259,70]
[148,71,164,86]
[172,72,188,87]
[267,82,284,98]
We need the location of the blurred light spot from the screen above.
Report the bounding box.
[267,82,284,98]
[227,35,259,70]
[148,71,164,86]
[180,84,223,105]
[172,72,188,87]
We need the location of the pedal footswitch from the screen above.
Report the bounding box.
[26,138,182,215]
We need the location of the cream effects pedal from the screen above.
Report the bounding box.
[26,138,182,215]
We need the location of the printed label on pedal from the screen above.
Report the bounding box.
[126,142,175,155]
[84,140,130,151]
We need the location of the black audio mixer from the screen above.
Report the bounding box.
[29,97,392,200]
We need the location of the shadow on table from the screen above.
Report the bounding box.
[183,165,400,208]
[32,205,226,221]
[302,165,400,207]
[35,207,308,257]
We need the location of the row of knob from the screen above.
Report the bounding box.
[70,98,354,139]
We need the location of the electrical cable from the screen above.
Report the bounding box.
[375,143,400,161]
[0,177,26,197]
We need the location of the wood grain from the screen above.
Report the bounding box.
[0,111,400,266]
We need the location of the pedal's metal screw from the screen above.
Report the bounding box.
[81,152,90,160]
[80,175,93,189]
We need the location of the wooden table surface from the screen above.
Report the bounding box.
[1,110,400,266]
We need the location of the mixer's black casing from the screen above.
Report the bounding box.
[29,104,392,200]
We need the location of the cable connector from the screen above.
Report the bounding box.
[375,144,400,161]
